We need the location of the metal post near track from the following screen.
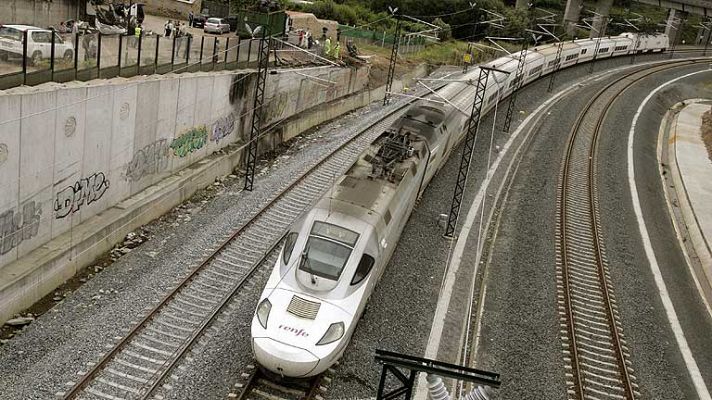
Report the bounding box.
[444,66,509,238]
[630,34,641,64]
[502,40,528,134]
[589,33,602,73]
[243,28,270,191]
[547,40,564,92]
[383,9,401,106]
[374,349,500,400]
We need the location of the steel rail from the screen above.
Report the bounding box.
[559,58,704,400]
[234,367,324,400]
[63,80,451,400]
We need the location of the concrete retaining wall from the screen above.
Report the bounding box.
[0,63,427,323]
[7,0,79,27]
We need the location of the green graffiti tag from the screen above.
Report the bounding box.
[170,126,208,157]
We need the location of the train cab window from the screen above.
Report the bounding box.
[384,210,391,225]
[299,222,359,280]
[350,254,375,286]
[283,232,298,265]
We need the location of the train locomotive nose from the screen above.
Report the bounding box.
[252,337,320,377]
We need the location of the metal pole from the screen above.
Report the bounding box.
[547,40,564,92]
[22,30,28,85]
[705,30,709,56]
[74,32,79,79]
[154,34,159,71]
[186,35,191,64]
[137,31,143,72]
[50,28,56,81]
[247,38,252,62]
[117,34,123,71]
[244,31,270,191]
[383,15,401,106]
[97,32,102,75]
[170,35,176,67]
[236,36,241,64]
[589,33,602,74]
[502,41,528,133]
[199,36,205,67]
[444,67,492,238]
[630,34,640,64]
[212,36,218,69]
[224,37,230,65]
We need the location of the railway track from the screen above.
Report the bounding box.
[227,364,332,400]
[556,59,705,400]
[59,77,454,400]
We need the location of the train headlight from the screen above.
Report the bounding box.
[316,322,344,346]
[256,298,272,329]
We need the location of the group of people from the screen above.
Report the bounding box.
[322,36,341,60]
[295,29,314,49]
[57,20,79,34]
[164,20,188,38]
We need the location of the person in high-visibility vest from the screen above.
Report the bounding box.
[324,37,332,58]
[332,42,341,60]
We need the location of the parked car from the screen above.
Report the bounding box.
[0,25,74,65]
[203,18,230,34]
[191,13,209,28]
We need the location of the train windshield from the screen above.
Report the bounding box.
[299,222,359,281]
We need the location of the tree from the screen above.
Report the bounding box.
[432,17,452,40]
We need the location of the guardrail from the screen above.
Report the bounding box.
[0,30,268,90]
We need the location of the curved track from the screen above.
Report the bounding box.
[60,80,452,400]
[556,59,705,400]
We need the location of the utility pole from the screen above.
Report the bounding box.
[444,66,509,238]
[502,40,527,133]
[464,2,478,73]
[383,7,401,106]
[547,39,564,92]
[243,27,270,191]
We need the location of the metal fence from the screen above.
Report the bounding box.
[0,30,267,90]
[337,24,427,54]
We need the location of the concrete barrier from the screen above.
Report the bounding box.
[0,63,428,324]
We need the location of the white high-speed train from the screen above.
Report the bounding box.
[250,32,671,378]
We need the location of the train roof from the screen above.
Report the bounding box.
[535,41,581,55]
[315,133,425,228]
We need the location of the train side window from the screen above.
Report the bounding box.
[350,254,375,285]
[283,232,298,265]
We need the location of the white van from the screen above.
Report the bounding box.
[0,24,75,65]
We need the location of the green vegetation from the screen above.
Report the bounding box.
[234,0,705,49]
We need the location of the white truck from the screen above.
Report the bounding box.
[0,25,75,66]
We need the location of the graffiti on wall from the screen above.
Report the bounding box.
[264,92,289,123]
[126,139,170,181]
[0,201,41,255]
[170,126,208,157]
[211,113,236,143]
[54,172,110,219]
